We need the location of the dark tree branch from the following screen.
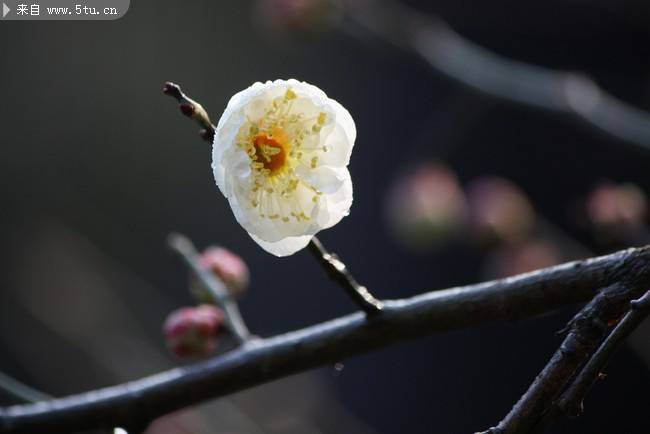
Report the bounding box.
[167,233,251,342]
[0,373,126,434]
[308,236,383,314]
[552,289,650,419]
[339,0,650,150]
[2,246,650,434]
[479,280,649,434]
[163,82,216,142]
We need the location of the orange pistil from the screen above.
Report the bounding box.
[252,130,289,174]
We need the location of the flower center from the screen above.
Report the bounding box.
[253,133,287,174]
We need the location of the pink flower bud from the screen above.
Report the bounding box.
[386,163,466,248]
[253,0,335,37]
[586,182,647,230]
[466,177,535,245]
[197,246,250,298]
[163,305,224,359]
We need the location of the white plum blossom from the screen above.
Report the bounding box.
[212,79,356,256]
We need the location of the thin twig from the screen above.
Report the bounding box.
[167,233,251,343]
[338,0,650,150]
[479,282,648,434]
[163,82,216,142]
[0,373,49,404]
[554,290,650,418]
[2,246,650,434]
[308,236,383,315]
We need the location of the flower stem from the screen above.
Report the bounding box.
[308,236,383,315]
[168,233,251,343]
[0,371,50,403]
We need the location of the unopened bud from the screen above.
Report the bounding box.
[179,103,195,117]
[253,0,338,38]
[466,177,535,245]
[586,182,647,231]
[386,163,466,249]
[162,82,182,99]
[194,246,250,299]
[163,305,224,359]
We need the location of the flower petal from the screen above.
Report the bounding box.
[249,233,313,257]
[294,165,345,194]
[320,168,353,230]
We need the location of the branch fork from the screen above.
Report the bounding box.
[167,233,251,343]
[481,284,650,434]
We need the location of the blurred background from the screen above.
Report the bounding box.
[1,0,649,433]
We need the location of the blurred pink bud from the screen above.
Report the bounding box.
[586,182,647,230]
[483,240,561,279]
[253,0,336,37]
[386,163,466,248]
[163,305,224,359]
[196,246,250,298]
[466,177,535,244]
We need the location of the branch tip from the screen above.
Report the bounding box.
[163,81,216,143]
[162,82,182,100]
